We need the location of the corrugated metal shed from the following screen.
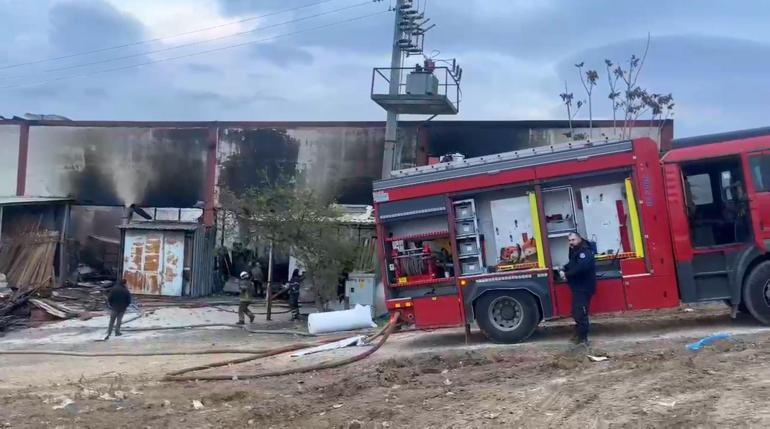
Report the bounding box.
[118,221,216,297]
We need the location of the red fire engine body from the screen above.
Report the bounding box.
[372,128,770,342]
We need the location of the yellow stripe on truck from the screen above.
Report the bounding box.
[625,178,645,258]
[528,192,546,268]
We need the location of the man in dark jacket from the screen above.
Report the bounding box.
[560,232,597,345]
[104,279,132,340]
[288,269,304,321]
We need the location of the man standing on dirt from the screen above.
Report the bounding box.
[560,232,597,346]
[104,279,131,340]
[237,271,256,325]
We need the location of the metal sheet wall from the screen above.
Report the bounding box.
[190,226,216,297]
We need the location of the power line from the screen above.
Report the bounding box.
[0,0,340,71]
[1,9,390,90]
[1,0,375,81]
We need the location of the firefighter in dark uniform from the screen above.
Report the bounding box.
[560,232,597,345]
[288,269,304,321]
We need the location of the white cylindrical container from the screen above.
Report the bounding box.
[307,304,377,334]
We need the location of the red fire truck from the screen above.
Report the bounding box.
[372,128,770,343]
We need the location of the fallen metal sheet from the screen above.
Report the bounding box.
[290,335,367,357]
[29,298,85,318]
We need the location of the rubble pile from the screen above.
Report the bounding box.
[0,229,109,332]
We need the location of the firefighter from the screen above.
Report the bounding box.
[104,279,131,340]
[237,271,256,325]
[559,232,597,346]
[288,269,304,321]
[250,262,265,298]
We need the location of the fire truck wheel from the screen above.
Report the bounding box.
[475,290,539,343]
[743,260,770,325]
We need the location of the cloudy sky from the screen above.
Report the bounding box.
[0,0,768,137]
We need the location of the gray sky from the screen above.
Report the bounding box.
[1,0,768,137]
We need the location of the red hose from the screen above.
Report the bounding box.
[163,312,400,382]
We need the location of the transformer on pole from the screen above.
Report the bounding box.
[372,0,462,178]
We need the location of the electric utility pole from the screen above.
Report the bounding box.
[381,0,405,179]
[373,0,458,179]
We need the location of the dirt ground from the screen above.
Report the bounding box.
[2,305,770,428]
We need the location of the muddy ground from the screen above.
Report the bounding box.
[1,307,770,428]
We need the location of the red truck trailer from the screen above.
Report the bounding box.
[372,128,770,342]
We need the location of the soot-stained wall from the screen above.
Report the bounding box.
[25,126,208,206]
[216,124,421,204]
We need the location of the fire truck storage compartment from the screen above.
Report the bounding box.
[378,195,456,290]
[471,186,536,270]
[453,199,485,275]
[540,172,639,276]
[412,295,463,328]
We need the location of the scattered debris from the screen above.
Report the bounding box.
[98,393,116,401]
[290,335,366,357]
[332,404,343,409]
[587,354,609,362]
[687,333,732,351]
[655,400,677,408]
[443,379,453,386]
[52,397,74,410]
[192,400,205,410]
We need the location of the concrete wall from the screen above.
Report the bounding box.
[0,125,20,196]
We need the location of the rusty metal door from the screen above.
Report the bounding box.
[123,230,185,296]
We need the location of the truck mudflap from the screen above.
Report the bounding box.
[462,272,552,322]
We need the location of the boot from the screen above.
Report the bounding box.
[249,314,255,323]
[236,320,245,325]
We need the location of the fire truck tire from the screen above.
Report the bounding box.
[475,290,539,343]
[742,260,770,325]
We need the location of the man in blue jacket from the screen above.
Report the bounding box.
[560,232,597,346]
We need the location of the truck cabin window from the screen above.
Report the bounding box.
[682,158,750,247]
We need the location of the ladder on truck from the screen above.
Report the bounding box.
[374,138,634,191]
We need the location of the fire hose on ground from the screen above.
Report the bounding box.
[162,311,400,381]
[0,312,401,381]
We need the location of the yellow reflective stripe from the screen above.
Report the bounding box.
[625,178,645,258]
[529,192,546,268]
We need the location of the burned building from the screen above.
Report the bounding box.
[0,118,672,296]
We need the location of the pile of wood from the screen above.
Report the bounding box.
[0,230,59,293]
[0,229,60,331]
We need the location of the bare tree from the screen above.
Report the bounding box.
[563,33,672,142]
[604,59,622,136]
[559,82,583,140]
[576,62,599,139]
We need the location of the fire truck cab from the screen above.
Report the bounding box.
[664,128,770,325]
[373,128,770,343]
